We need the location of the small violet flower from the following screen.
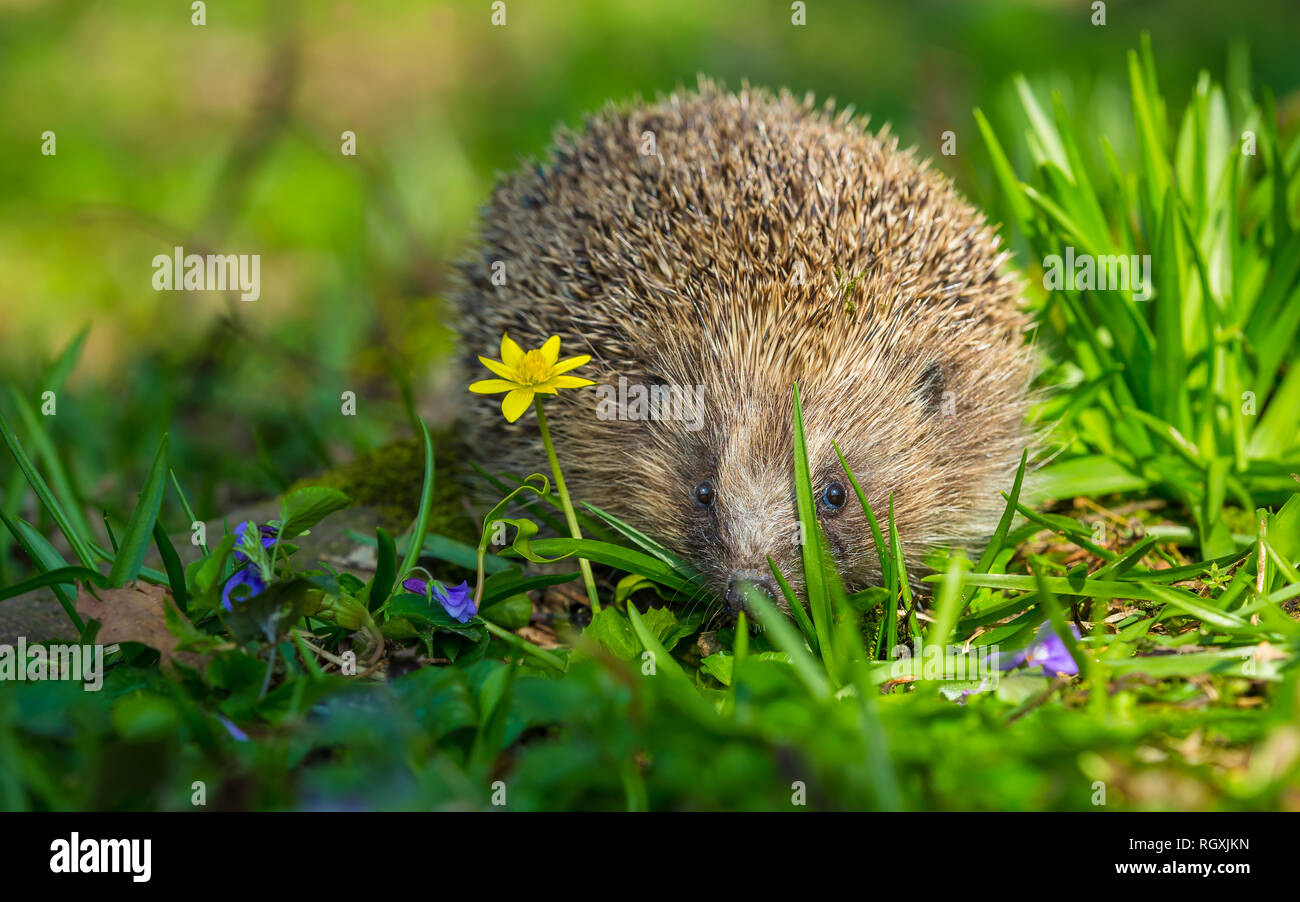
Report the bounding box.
[221,521,278,611]
[403,576,477,624]
[222,566,266,611]
[233,520,279,563]
[217,714,250,742]
[997,622,1082,677]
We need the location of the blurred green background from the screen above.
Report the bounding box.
[2,0,1298,522]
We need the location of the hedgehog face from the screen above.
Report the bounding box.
[673,387,886,617]
[692,420,795,613]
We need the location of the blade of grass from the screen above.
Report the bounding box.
[0,565,108,602]
[513,537,697,596]
[582,501,699,575]
[107,434,169,587]
[768,556,816,646]
[397,418,435,584]
[6,386,95,549]
[370,526,396,611]
[169,469,206,554]
[791,382,835,673]
[926,555,967,648]
[975,450,1028,573]
[0,403,96,568]
[834,441,889,586]
[740,583,832,699]
[625,601,689,685]
[0,512,83,630]
[152,519,189,613]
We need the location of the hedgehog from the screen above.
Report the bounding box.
[455,80,1035,614]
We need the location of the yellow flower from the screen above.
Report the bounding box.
[469,334,596,422]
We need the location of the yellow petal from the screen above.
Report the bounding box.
[553,375,596,389]
[501,388,534,422]
[500,334,524,367]
[468,379,517,395]
[552,354,591,375]
[478,355,517,380]
[539,335,561,366]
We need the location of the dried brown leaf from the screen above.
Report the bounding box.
[76,582,205,674]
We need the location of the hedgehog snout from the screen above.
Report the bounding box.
[723,569,779,617]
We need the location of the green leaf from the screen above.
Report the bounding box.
[479,566,577,607]
[768,556,816,645]
[791,382,835,674]
[278,486,351,540]
[975,450,1028,574]
[190,533,238,614]
[626,601,689,684]
[384,592,484,642]
[835,441,890,586]
[637,605,704,653]
[582,501,700,576]
[0,565,107,602]
[583,606,639,661]
[0,401,96,567]
[421,533,511,575]
[0,511,84,629]
[1109,646,1289,680]
[223,578,315,646]
[1128,46,1171,221]
[974,107,1036,237]
[107,434,170,588]
[926,555,967,647]
[5,385,95,550]
[370,527,396,612]
[1032,455,1149,499]
[153,520,189,613]
[513,537,698,596]
[740,583,832,699]
[112,693,181,742]
[479,593,532,630]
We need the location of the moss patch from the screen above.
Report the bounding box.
[291,431,480,545]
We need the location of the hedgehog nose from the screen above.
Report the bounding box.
[725,572,775,614]
[724,580,744,613]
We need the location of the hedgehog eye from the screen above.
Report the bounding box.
[693,480,715,508]
[822,481,847,512]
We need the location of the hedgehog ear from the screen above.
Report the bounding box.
[911,361,947,413]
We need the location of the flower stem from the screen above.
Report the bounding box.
[533,398,601,612]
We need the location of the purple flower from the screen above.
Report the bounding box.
[403,576,477,624]
[233,521,279,563]
[997,622,1081,677]
[222,565,267,611]
[217,714,249,742]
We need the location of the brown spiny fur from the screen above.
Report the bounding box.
[455,80,1035,607]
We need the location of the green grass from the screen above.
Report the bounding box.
[1,37,1298,812]
[978,36,1300,558]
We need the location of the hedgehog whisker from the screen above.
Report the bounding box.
[675,569,724,631]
